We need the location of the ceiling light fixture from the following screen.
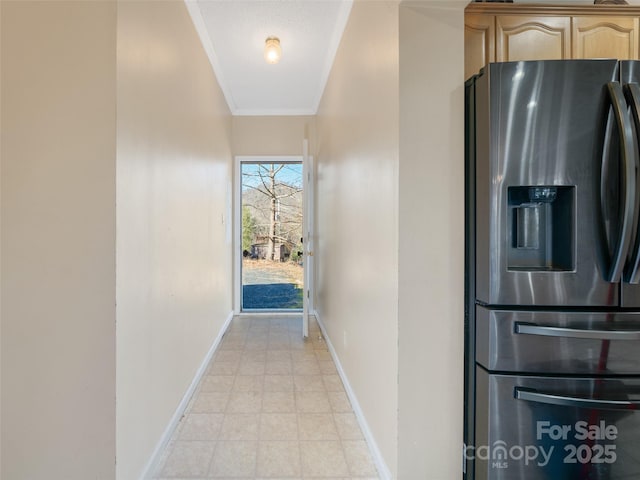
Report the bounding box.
[264,37,282,64]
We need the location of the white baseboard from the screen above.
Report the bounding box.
[140,310,234,480]
[313,310,392,480]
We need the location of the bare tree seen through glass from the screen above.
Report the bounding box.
[242,163,303,261]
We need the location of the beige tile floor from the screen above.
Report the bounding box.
[152,315,380,480]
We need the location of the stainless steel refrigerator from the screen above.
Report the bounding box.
[465,60,640,480]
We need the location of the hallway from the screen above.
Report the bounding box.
[151,316,379,479]
[1,1,464,477]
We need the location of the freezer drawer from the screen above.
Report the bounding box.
[476,307,640,375]
[474,368,640,480]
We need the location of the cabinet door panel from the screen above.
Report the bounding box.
[496,15,570,61]
[573,16,639,60]
[465,14,495,80]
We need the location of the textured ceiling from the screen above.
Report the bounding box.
[186,0,353,115]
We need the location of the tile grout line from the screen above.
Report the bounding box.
[294,335,305,479]
[255,331,269,479]
[203,344,221,479]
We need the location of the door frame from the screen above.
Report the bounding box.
[233,155,313,316]
[302,140,314,336]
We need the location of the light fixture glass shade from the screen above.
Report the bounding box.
[264,37,281,64]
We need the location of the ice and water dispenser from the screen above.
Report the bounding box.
[508,186,575,271]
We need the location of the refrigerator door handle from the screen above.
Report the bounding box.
[515,387,640,411]
[515,321,640,340]
[623,82,640,284]
[604,82,637,283]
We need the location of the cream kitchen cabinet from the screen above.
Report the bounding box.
[573,15,639,60]
[465,14,495,81]
[465,4,640,80]
[496,15,571,62]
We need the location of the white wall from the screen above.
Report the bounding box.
[398,2,466,478]
[232,115,316,156]
[115,2,233,478]
[317,2,467,478]
[1,2,117,478]
[316,1,400,476]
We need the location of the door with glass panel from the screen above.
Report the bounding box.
[240,160,304,312]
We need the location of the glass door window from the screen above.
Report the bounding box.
[241,162,304,311]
